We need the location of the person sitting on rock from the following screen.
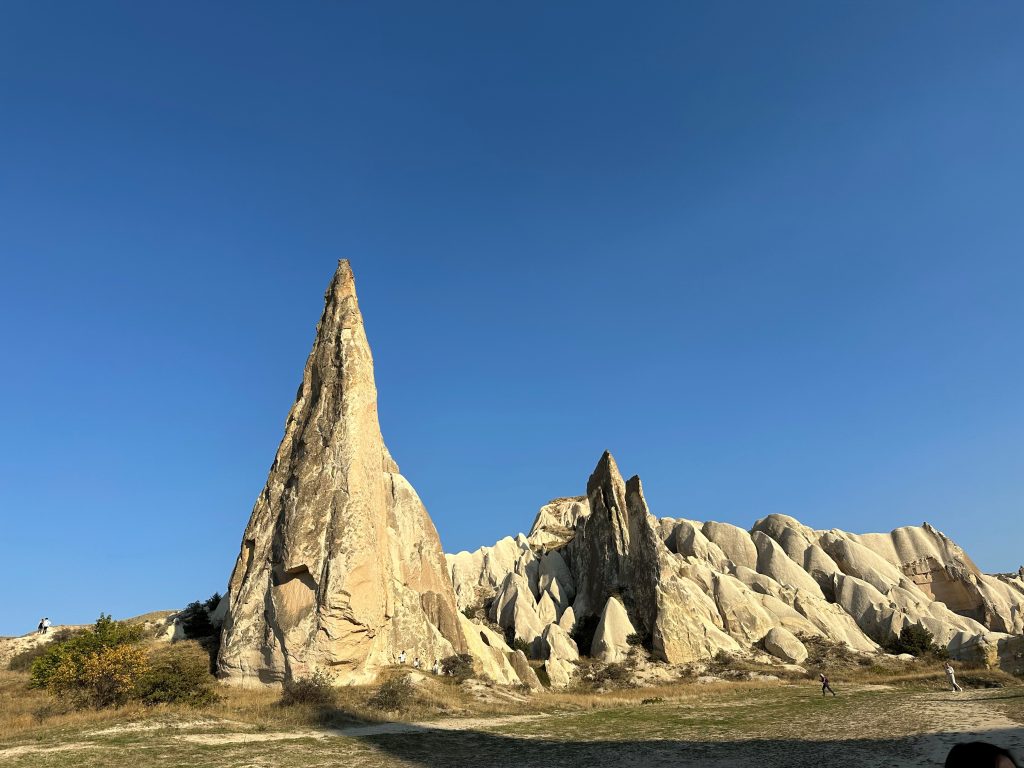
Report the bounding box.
[945,662,963,692]
[820,672,836,697]
[413,656,421,669]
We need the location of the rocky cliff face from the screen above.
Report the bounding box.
[446,452,1024,677]
[218,261,466,686]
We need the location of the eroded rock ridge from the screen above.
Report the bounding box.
[447,452,1024,682]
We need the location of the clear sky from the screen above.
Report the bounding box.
[1,2,1022,636]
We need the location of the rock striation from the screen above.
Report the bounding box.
[219,261,474,686]
[446,452,1024,676]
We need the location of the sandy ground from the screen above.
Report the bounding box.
[1,685,1022,767]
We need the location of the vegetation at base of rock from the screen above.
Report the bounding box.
[26,615,217,709]
[573,657,638,690]
[440,653,474,681]
[367,675,414,710]
[178,593,221,640]
[511,638,532,657]
[136,642,219,706]
[30,615,144,692]
[883,625,949,659]
[51,643,150,708]
[176,593,223,674]
[279,671,337,708]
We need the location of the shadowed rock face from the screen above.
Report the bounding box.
[218,261,465,686]
[566,453,665,639]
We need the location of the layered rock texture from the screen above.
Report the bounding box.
[219,261,476,686]
[447,452,1024,675]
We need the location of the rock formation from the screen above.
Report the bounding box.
[216,261,1021,687]
[218,261,473,686]
[446,451,1024,677]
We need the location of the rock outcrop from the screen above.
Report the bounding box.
[446,451,1024,676]
[216,262,1021,686]
[218,261,471,686]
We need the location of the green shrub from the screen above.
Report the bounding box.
[368,675,414,710]
[593,662,633,687]
[511,638,533,658]
[280,671,337,708]
[136,642,219,706]
[179,593,221,640]
[50,643,150,708]
[30,615,143,691]
[439,653,474,681]
[884,625,949,659]
[625,632,653,650]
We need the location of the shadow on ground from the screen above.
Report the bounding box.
[330,719,1024,768]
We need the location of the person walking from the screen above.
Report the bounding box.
[41,618,50,634]
[820,672,836,697]
[37,618,45,635]
[945,663,963,692]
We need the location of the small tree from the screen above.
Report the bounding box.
[180,602,215,639]
[439,653,474,681]
[280,671,337,708]
[885,625,949,659]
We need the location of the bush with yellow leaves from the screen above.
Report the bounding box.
[49,644,150,708]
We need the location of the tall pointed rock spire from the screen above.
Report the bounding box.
[219,260,465,685]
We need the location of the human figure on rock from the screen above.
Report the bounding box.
[945,662,963,692]
[431,659,440,675]
[413,656,421,669]
[37,618,45,634]
[820,672,836,697]
[397,650,406,665]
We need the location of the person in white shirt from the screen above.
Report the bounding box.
[945,663,963,692]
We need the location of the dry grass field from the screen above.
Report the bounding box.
[2,658,1023,768]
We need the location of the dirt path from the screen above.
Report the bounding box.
[332,713,545,737]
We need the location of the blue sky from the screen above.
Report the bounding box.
[1,2,1022,636]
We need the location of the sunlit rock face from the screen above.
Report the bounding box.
[218,261,466,686]
[447,454,1024,674]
